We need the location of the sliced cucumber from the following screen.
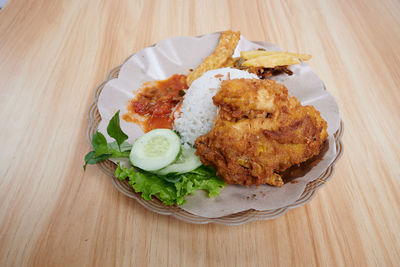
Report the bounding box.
[130,129,181,171]
[156,144,202,175]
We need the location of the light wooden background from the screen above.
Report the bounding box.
[1,0,400,266]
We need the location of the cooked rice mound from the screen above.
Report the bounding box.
[173,68,258,145]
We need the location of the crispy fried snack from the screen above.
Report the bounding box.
[246,66,293,79]
[243,54,301,68]
[240,50,311,68]
[195,79,328,187]
[186,31,240,86]
[221,57,238,68]
[240,50,311,61]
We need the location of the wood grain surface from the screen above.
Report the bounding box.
[1,0,400,266]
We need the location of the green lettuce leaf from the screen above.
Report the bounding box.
[115,164,225,205]
[175,166,225,198]
[130,171,179,205]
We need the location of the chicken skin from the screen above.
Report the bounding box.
[195,79,328,186]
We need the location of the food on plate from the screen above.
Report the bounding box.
[123,74,188,132]
[85,30,331,207]
[186,30,240,86]
[115,162,225,205]
[221,56,237,68]
[174,68,258,145]
[155,144,202,175]
[129,129,181,171]
[240,50,311,68]
[242,53,307,68]
[83,111,131,170]
[246,65,294,79]
[195,79,328,186]
[129,128,202,175]
[234,50,311,79]
[240,50,311,62]
[84,111,225,205]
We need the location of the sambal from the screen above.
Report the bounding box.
[123,74,188,132]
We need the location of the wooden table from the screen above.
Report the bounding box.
[1,0,399,266]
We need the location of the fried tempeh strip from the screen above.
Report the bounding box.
[242,54,302,68]
[186,31,240,86]
[240,50,311,61]
[241,50,311,68]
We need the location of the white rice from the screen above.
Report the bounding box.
[173,68,258,145]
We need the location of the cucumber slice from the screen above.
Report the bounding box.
[130,129,181,171]
[156,144,202,175]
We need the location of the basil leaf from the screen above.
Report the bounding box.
[108,141,132,152]
[84,151,96,170]
[83,111,131,170]
[83,151,111,170]
[110,151,130,158]
[107,110,128,150]
[92,132,109,156]
[120,142,133,152]
[92,131,107,149]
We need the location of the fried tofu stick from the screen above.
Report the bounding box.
[186,31,240,86]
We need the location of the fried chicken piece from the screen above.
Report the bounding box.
[195,79,328,186]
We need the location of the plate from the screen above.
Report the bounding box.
[86,33,343,225]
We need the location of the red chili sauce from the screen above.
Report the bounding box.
[123,74,188,132]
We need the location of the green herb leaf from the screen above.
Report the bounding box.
[107,110,128,150]
[108,141,132,152]
[83,151,111,170]
[92,131,107,149]
[92,132,109,156]
[83,111,132,170]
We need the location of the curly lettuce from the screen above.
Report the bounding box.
[115,164,225,205]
